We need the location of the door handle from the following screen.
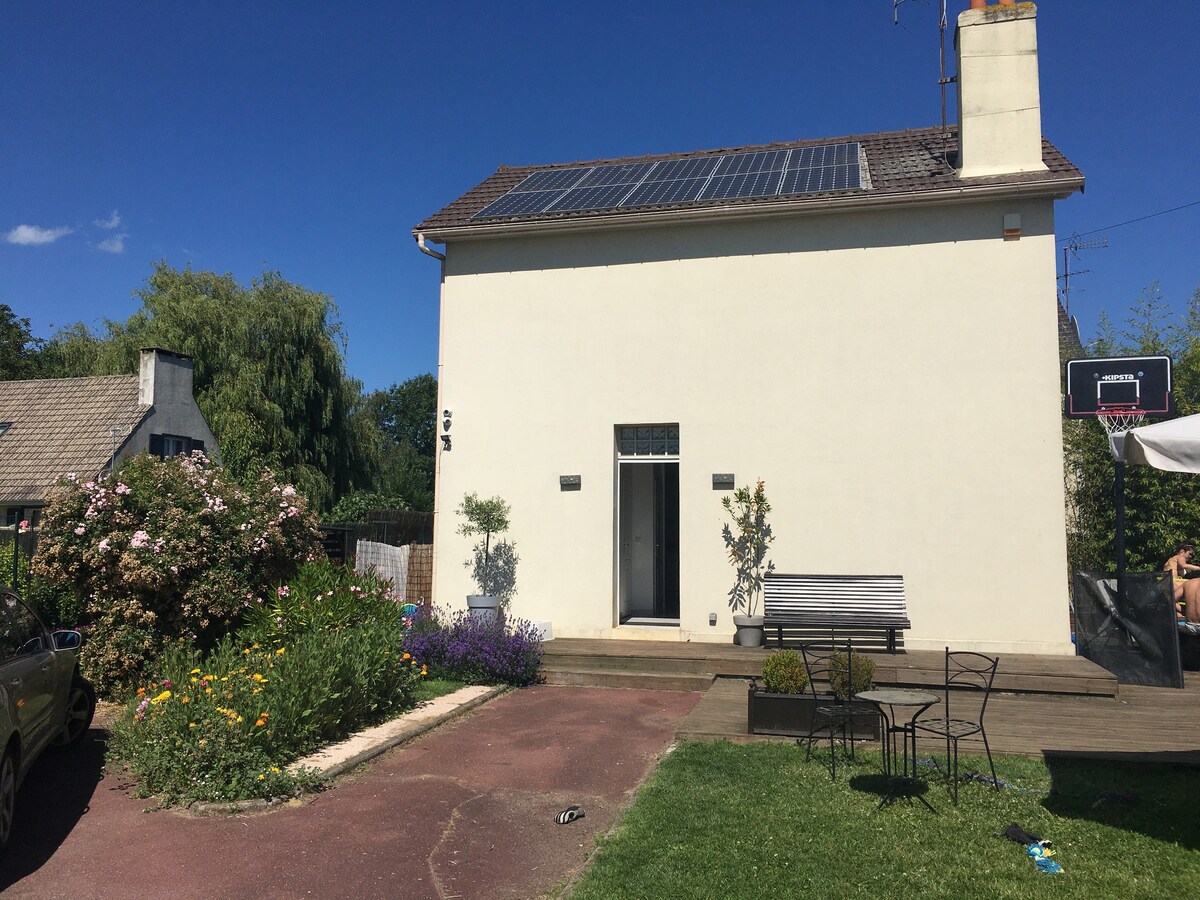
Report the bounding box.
[7,678,20,688]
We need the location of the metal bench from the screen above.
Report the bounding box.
[763,574,910,653]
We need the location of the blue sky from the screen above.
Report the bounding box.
[3,1,1198,393]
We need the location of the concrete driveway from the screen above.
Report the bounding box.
[0,685,700,900]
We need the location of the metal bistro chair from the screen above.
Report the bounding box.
[909,647,999,805]
[797,640,862,781]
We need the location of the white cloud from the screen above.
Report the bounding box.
[93,209,122,229]
[5,224,73,246]
[96,233,127,254]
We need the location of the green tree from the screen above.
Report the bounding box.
[38,263,379,509]
[0,304,44,379]
[1065,283,1200,574]
[364,373,437,511]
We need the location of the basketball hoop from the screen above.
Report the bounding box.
[1096,409,1145,436]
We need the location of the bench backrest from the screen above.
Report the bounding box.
[763,574,907,622]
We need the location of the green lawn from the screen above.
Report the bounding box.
[567,741,1200,900]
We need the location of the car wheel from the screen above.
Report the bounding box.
[0,748,15,853]
[50,677,97,751]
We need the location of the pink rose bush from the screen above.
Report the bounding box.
[34,451,322,695]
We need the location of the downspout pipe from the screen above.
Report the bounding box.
[414,230,446,613]
[415,232,446,262]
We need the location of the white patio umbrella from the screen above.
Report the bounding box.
[1109,413,1200,473]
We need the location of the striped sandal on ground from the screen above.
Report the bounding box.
[554,805,585,825]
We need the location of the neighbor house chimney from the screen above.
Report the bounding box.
[955,1,1048,179]
[138,348,196,407]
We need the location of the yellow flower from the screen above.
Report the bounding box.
[181,696,191,704]
[258,774,265,780]
[198,739,207,746]
[251,673,267,683]
[151,690,171,704]
[275,647,286,656]
[271,766,281,774]
[190,668,201,675]
[188,722,197,729]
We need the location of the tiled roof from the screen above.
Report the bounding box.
[1057,302,1084,358]
[0,375,149,505]
[414,125,1083,236]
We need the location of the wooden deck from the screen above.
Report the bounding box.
[541,638,1200,762]
[542,638,1120,696]
[677,676,1200,764]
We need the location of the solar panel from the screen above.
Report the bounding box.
[621,177,709,207]
[471,141,863,219]
[643,157,720,181]
[576,163,656,187]
[474,190,567,219]
[701,170,783,201]
[512,169,592,192]
[546,183,639,212]
[713,150,790,176]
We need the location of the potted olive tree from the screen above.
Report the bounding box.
[457,492,516,622]
[747,647,880,740]
[721,479,775,647]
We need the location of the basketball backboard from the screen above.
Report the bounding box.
[1065,355,1173,419]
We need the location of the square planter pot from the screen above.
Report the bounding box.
[746,682,881,741]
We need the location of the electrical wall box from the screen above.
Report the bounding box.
[712,473,735,489]
[559,475,581,491]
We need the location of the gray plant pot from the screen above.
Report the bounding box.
[733,614,765,648]
[746,681,881,740]
[467,594,500,623]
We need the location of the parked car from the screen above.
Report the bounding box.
[0,587,96,853]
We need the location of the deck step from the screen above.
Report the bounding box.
[542,639,1119,697]
[541,666,713,692]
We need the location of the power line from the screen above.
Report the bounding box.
[1057,199,1200,243]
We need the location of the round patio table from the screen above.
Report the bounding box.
[855,688,940,813]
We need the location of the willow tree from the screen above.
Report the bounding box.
[41,263,378,508]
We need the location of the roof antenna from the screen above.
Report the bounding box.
[894,0,956,169]
[1058,235,1109,319]
[937,0,956,167]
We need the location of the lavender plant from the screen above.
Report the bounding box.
[402,608,542,687]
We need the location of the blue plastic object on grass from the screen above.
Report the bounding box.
[1027,843,1063,874]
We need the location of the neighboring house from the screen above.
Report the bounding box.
[0,348,219,526]
[413,3,1082,654]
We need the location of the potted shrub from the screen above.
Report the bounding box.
[721,479,775,647]
[457,492,514,622]
[747,647,880,740]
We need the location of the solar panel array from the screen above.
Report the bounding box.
[473,142,862,220]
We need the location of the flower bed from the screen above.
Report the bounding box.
[111,624,424,804]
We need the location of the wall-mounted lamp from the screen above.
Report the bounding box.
[712,473,735,490]
[442,409,452,432]
[440,434,452,451]
[559,475,581,491]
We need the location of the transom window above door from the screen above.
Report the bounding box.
[617,425,680,457]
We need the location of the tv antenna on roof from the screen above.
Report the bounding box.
[1058,234,1109,319]
[893,0,956,167]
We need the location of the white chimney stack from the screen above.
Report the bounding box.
[955,1,1048,179]
[138,348,196,407]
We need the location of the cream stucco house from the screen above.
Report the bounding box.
[413,2,1083,654]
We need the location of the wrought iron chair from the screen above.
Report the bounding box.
[797,640,862,780]
[909,647,999,804]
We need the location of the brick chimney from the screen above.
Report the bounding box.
[138,348,196,407]
[955,1,1048,179]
